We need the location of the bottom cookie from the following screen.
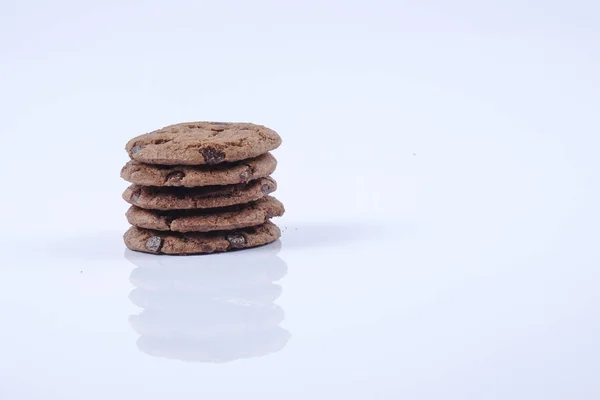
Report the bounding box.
[123,221,281,255]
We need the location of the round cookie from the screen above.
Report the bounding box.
[126,122,281,165]
[122,177,276,210]
[121,153,277,187]
[126,196,284,232]
[123,221,281,255]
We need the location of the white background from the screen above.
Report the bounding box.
[1,0,599,398]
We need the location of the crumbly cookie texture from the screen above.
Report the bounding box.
[122,177,277,210]
[123,221,281,255]
[126,122,281,165]
[126,196,284,232]
[121,153,277,187]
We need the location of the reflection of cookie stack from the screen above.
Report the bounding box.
[125,245,290,363]
[120,122,284,254]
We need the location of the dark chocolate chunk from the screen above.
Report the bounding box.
[145,236,163,252]
[239,170,251,182]
[131,189,141,202]
[131,144,143,154]
[227,232,246,248]
[261,184,272,195]
[166,171,185,182]
[199,146,226,165]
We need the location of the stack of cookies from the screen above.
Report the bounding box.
[121,122,284,255]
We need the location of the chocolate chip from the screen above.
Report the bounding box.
[166,171,185,182]
[239,164,255,182]
[227,232,246,248]
[212,122,228,125]
[146,236,163,252]
[261,184,272,195]
[239,170,251,182]
[199,146,225,164]
[180,236,191,243]
[131,144,143,154]
[153,138,171,145]
[131,189,141,202]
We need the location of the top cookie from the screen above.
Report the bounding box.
[126,122,282,165]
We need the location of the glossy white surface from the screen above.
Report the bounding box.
[2,0,600,398]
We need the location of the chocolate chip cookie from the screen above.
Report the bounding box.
[121,153,277,187]
[126,122,281,165]
[126,196,284,232]
[123,221,281,254]
[123,177,276,210]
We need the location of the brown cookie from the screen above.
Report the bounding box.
[123,221,281,255]
[126,122,281,165]
[121,153,277,187]
[126,196,284,232]
[122,177,276,210]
